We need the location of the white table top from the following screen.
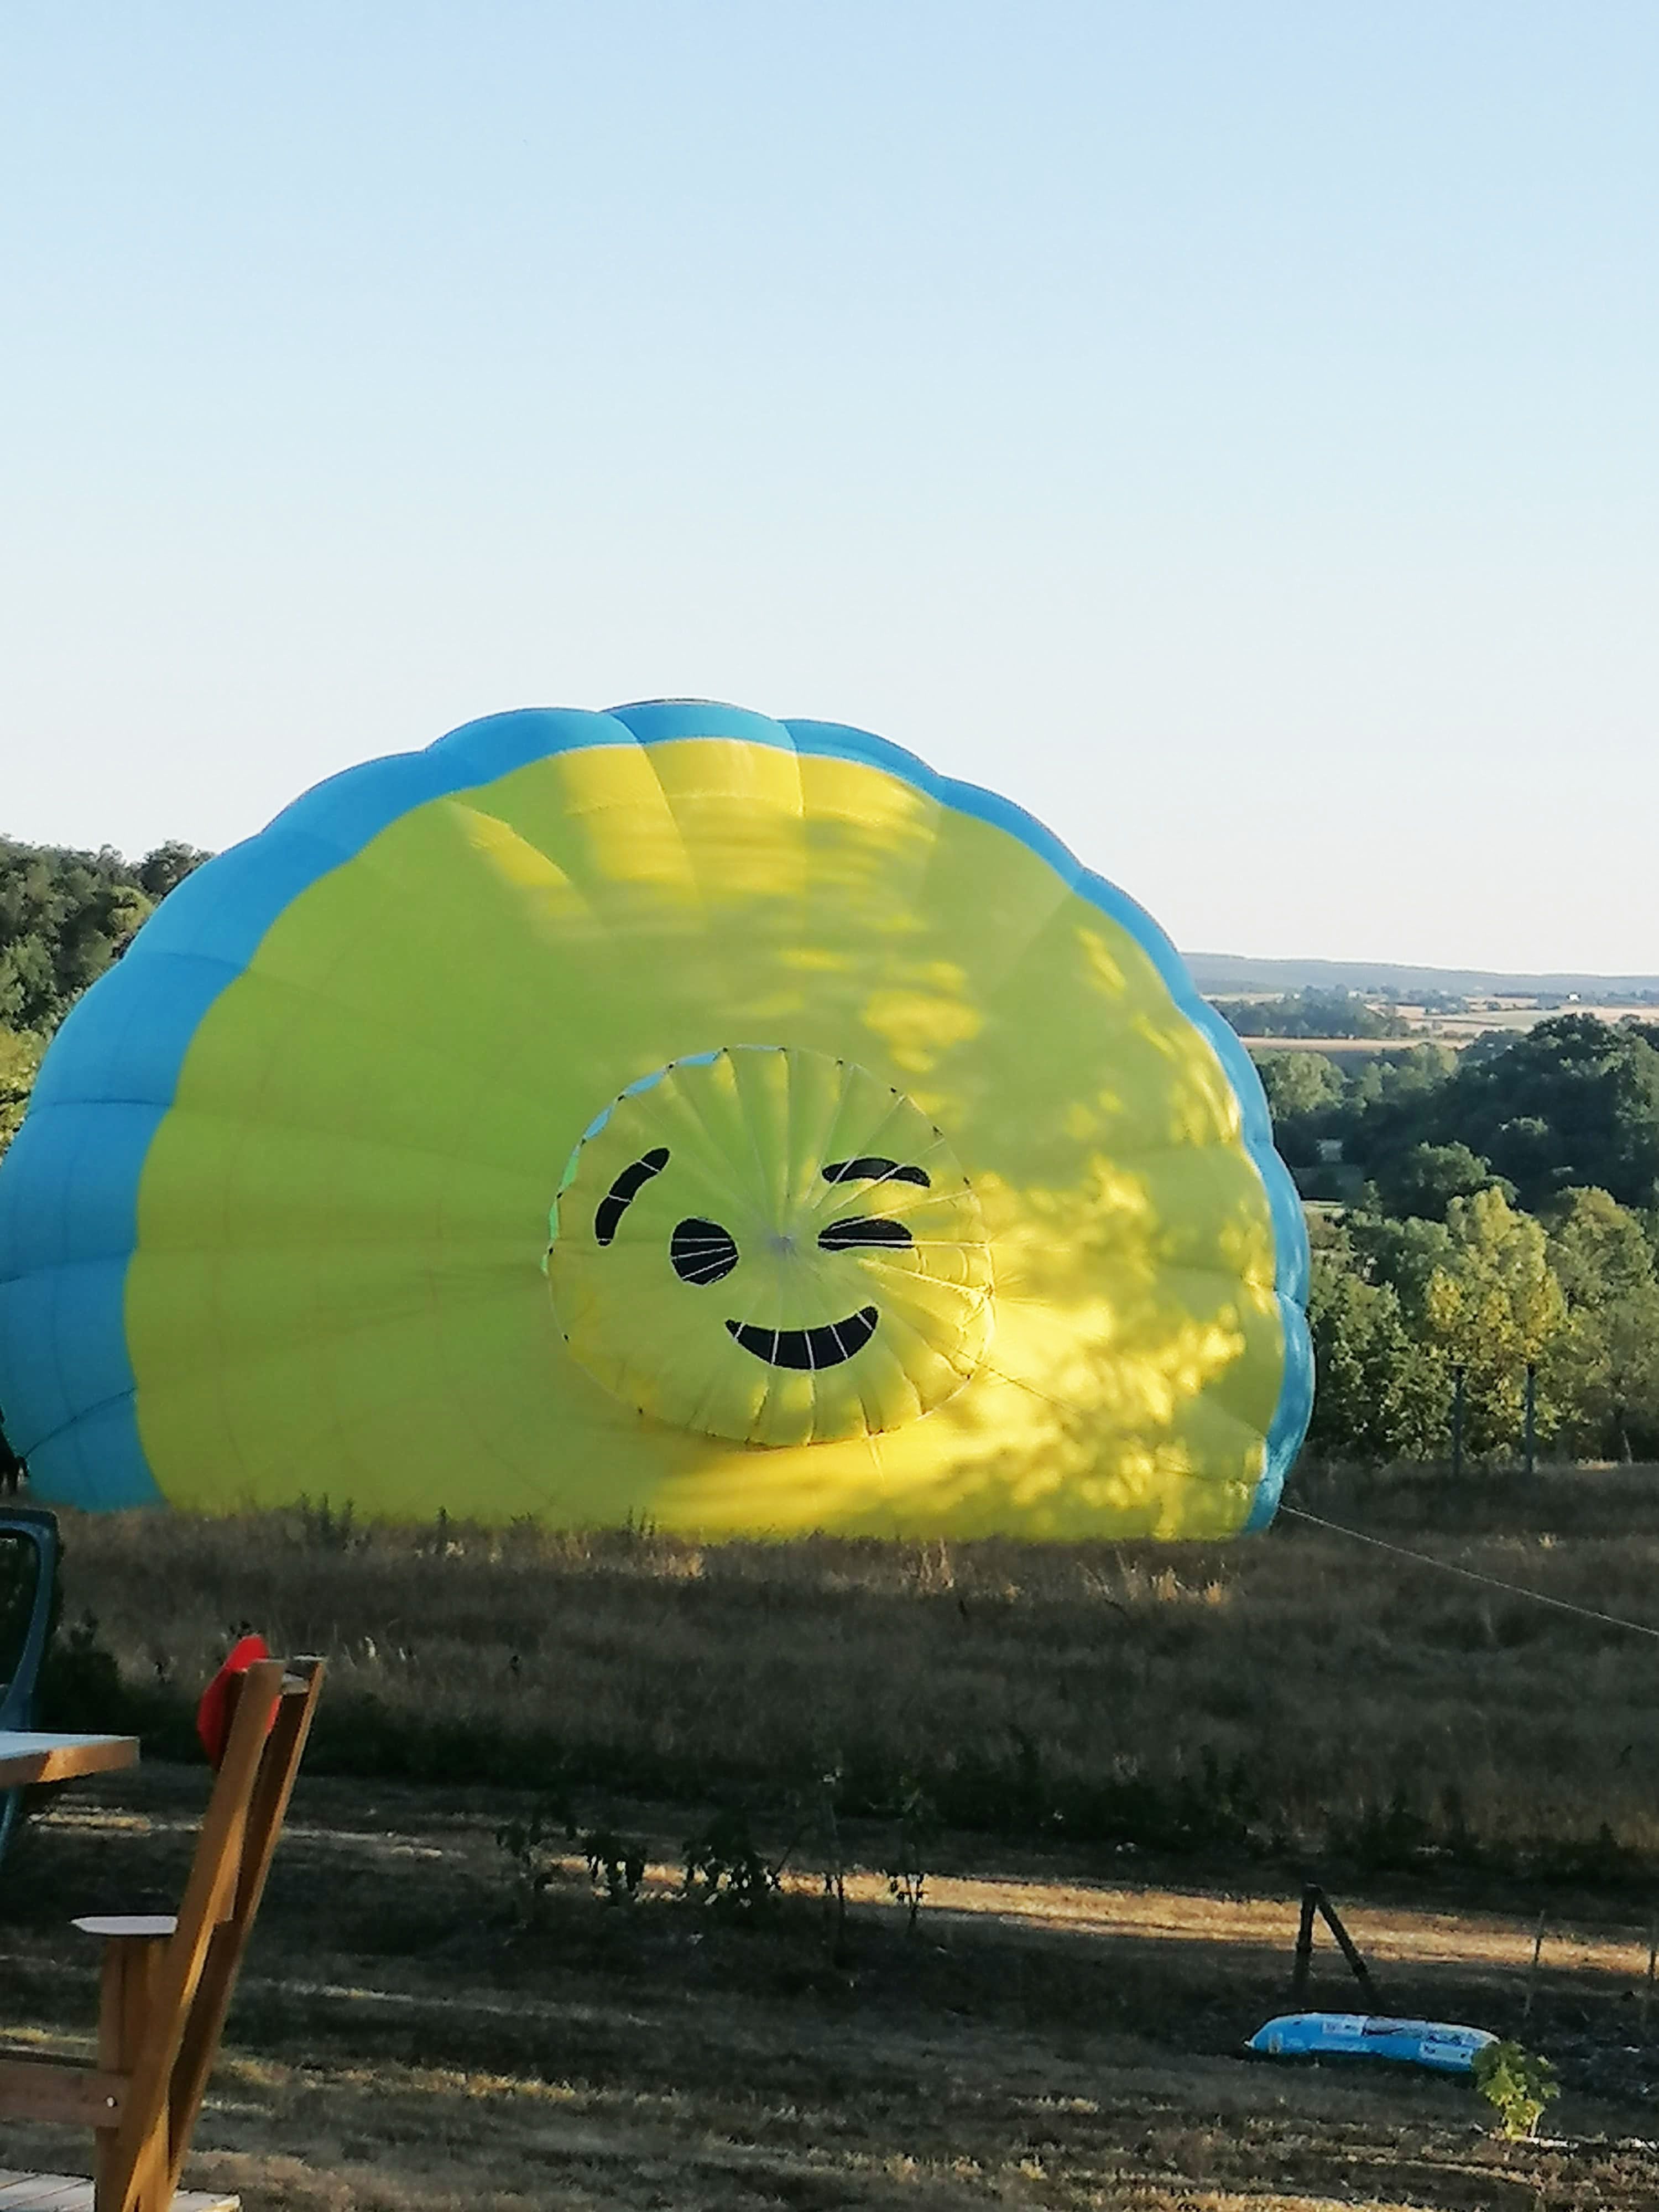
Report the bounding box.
[0,1730,139,1790]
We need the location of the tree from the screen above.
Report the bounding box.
[136,842,211,900]
[1303,1237,1451,1462]
[1369,1141,1514,1223]
[1543,1189,1659,1459]
[1253,1051,1344,1173]
[0,836,211,1039]
[1255,1050,1344,1121]
[0,839,152,1031]
[1347,1209,1455,1313]
[1418,1189,1572,1455]
[1214,990,1409,1040]
[1543,1186,1656,1308]
[1430,1016,1659,1211]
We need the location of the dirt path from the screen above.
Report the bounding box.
[5,1767,1659,2210]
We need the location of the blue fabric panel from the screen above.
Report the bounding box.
[427,706,634,781]
[0,1260,137,1453]
[270,751,462,850]
[611,700,796,754]
[27,1392,161,1510]
[31,956,243,1113]
[0,1104,165,1277]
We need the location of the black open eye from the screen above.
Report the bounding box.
[817,1217,914,1253]
[671,1217,740,1285]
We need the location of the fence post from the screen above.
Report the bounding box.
[1524,1362,1537,1475]
[1291,1883,1378,2002]
[1451,1364,1467,1478]
[1522,1908,1547,2026]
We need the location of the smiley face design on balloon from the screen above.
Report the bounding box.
[548,1045,994,1446]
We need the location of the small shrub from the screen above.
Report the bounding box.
[682,1804,776,1912]
[1473,2039,1559,2140]
[292,1496,365,1552]
[582,1823,646,1906]
[885,1777,936,1932]
[494,1794,577,1917]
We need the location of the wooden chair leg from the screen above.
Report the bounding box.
[96,1936,168,2212]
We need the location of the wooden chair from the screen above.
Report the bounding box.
[0,1655,325,2212]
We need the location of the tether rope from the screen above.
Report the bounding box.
[1279,1504,1659,1644]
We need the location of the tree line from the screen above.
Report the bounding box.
[1261,1018,1659,1463]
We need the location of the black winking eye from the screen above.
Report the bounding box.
[822,1157,931,1188]
[817,1217,914,1253]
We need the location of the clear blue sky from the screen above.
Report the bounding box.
[2,4,1654,972]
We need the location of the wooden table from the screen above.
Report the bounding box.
[0,1733,138,1790]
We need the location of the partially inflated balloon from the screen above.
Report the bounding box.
[0,702,1312,1537]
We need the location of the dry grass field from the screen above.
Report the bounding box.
[30,1464,1659,1873]
[8,1465,1659,2207]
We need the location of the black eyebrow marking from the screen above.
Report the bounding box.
[594,1147,670,1245]
[821,1157,930,1188]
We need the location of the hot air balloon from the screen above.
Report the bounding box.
[0,702,1311,1538]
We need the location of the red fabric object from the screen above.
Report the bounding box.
[196,1634,272,1768]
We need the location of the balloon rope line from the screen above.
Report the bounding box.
[1279,1505,1659,1642]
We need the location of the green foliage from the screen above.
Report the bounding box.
[1216,990,1410,1039]
[1353,1042,1460,1104]
[0,836,210,1148]
[1251,1051,1346,1174]
[1545,1185,1657,1308]
[1,837,147,1031]
[1365,1016,1659,1213]
[1369,1140,1514,1222]
[1543,1189,1659,1458]
[1472,2039,1559,2139]
[0,1027,43,1159]
[1303,1239,1450,1462]
[1417,1190,1571,1452]
[135,841,212,900]
[1255,1051,1344,1120]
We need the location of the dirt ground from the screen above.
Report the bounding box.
[6,1765,1659,2210]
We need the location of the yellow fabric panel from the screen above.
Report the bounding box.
[127,738,1284,1536]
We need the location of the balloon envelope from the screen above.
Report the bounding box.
[0,702,1312,1537]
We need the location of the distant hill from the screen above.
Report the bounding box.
[1181,952,1659,1001]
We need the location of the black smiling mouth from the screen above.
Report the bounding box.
[724,1307,879,1371]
